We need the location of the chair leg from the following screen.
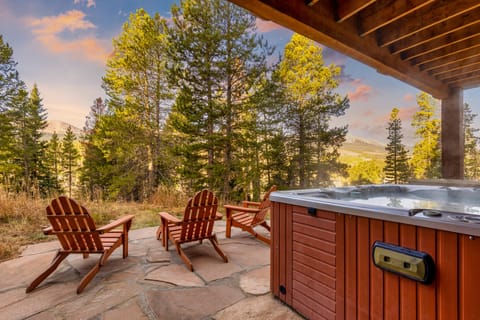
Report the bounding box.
[246,226,270,245]
[156,226,162,240]
[209,235,228,263]
[225,208,233,238]
[26,251,69,293]
[122,233,129,259]
[77,255,103,294]
[260,221,271,232]
[175,243,193,272]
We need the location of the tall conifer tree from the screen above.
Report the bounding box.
[167,0,272,198]
[275,34,349,188]
[411,92,441,179]
[100,9,172,200]
[384,108,410,184]
[464,103,480,179]
[61,126,79,197]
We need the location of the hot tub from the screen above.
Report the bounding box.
[270,184,480,320]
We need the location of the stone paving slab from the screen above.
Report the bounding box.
[0,222,302,320]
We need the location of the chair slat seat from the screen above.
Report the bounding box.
[224,185,276,245]
[26,196,134,294]
[157,190,228,271]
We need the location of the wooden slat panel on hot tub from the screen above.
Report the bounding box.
[459,234,480,320]
[291,206,337,319]
[271,203,480,320]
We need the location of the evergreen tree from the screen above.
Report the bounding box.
[44,132,63,195]
[0,35,25,190]
[348,160,383,185]
[411,92,441,179]
[99,9,172,200]
[167,0,272,198]
[384,108,410,183]
[9,84,48,194]
[61,126,79,197]
[464,103,480,179]
[80,98,111,199]
[276,33,349,188]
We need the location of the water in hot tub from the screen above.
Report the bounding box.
[329,185,480,215]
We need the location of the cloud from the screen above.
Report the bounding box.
[74,0,96,8]
[25,10,109,63]
[403,93,415,103]
[348,84,372,102]
[255,18,284,33]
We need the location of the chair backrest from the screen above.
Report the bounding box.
[46,196,104,253]
[179,189,218,242]
[252,185,277,226]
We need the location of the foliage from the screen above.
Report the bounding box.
[384,108,410,183]
[348,160,384,185]
[98,9,173,200]
[167,0,272,199]
[61,126,79,197]
[275,33,349,188]
[464,103,480,179]
[411,92,441,179]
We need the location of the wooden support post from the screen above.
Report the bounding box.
[441,87,464,179]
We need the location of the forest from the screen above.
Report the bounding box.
[1,0,480,203]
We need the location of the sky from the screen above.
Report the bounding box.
[1,0,480,146]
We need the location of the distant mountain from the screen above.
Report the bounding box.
[339,135,386,163]
[42,120,82,140]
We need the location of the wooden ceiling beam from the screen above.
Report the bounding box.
[358,0,434,36]
[410,36,480,66]
[429,57,480,76]
[335,0,376,23]
[436,64,480,81]
[419,47,480,71]
[443,70,480,84]
[400,25,480,61]
[388,11,480,54]
[453,77,480,89]
[377,0,480,47]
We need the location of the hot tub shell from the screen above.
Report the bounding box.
[270,185,480,320]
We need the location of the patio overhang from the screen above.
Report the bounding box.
[228,0,480,179]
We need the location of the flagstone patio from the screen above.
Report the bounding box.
[0,222,302,320]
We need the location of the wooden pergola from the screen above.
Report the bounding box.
[228,0,480,180]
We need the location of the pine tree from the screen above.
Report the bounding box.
[61,126,79,197]
[276,33,349,188]
[44,132,63,195]
[99,9,172,200]
[0,35,25,190]
[167,0,272,198]
[464,103,480,179]
[384,108,410,184]
[411,92,441,179]
[79,98,111,199]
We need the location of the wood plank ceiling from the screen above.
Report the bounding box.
[227,0,480,99]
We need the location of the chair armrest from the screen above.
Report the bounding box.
[97,215,135,233]
[215,212,223,220]
[158,212,182,225]
[224,204,260,215]
[241,201,261,208]
[42,226,53,235]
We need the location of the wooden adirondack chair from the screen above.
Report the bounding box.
[26,196,134,294]
[224,185,277,245]
[158,189,228,271]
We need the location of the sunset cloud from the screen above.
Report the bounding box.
[255,18,284,32]
[25,10,109,63]
[348,84,372,102]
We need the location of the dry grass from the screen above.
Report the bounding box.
[0,187,192,262]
